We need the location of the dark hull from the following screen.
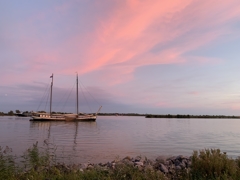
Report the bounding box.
[30,116,66,121]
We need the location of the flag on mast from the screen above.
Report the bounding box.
[50,74,53,78]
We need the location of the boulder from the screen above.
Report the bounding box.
[134,161,143,166]
[174,159,181,166]
[159,163,168,173]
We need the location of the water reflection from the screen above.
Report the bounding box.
[1,116,240,164]
[29,121,98,159]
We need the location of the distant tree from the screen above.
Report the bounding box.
[8,110,14,116]
[15,110,20,113]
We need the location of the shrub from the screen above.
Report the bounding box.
[190,149,240,180]
[0,146,18,179]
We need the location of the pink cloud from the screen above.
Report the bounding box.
[188,91,199,95]
[155,101,170,107]
[4,0,240,87]
[57,1,192,75]
[230,104,240,110]
[74,0,240,85]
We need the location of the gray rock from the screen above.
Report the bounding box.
[144,158,154,165]
[106,162,112,168]
[80,163,89,170]
[182,159,188,167]
[87,164,94,170]
[122,159,134,166]
[111,159,117,163]
[165,160,172,166]
[98,162,105,166]
[134,156,142,162]
[179,162,186,169]
[159,163,168,173]
[176,155,184,161]
[169,164,175,170]
[167,156,176,161]
[174,159,181,166]
[134,161,143,166]
[156,156,166,164]
[175,165,182,170]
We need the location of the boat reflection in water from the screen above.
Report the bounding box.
[29,121,98,163]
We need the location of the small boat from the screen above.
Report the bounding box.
[15,111,32,117]
[30,73,101,121]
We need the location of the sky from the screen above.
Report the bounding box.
[1,0,240,115]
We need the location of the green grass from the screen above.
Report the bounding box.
[1,144,240,180]
[0,143,166,180]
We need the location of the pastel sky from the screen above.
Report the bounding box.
[1,0,240,115]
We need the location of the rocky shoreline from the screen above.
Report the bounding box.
[3,147,240,179]
[44,155,191,179]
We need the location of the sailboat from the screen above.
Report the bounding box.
[64,73,102,121]
[30,73,102,121]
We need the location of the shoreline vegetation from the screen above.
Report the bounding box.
[1,143,240,180]
[1,111,240,119]
[145,114,240,119]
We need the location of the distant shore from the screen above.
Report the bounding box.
[1,112,240,119]
[145,114,240,119]
[98,113,240,119]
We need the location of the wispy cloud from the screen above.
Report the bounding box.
[3,1,239,84]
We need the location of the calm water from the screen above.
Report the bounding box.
[0,116,240,163]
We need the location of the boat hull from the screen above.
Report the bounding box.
[30,113,66,121]
[30,117,66,121]
[64,115,97,121]
[30,114,96,121]
[75,116,97,121]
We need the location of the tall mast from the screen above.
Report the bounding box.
[76,73,79,116]
[50,73,53,116]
